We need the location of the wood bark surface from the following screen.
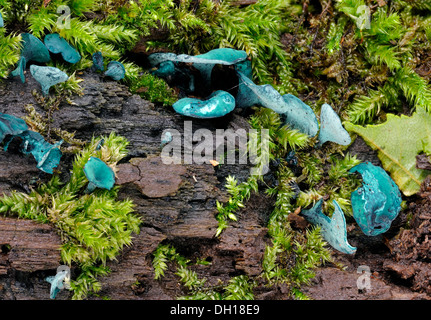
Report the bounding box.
[0,72,427,300]
[0,72,264,299]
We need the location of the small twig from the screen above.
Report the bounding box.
[308,1,332,58]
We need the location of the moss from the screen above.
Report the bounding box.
[280,0,431,124]
[129,71,178,107]
[0,26,21,79]
[107,0,301,90]
[215,175,259,237]
[152,243,256,300]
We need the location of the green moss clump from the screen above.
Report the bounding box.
[276,0,431,124]
[129,71,178,107]
[152,243,256,300]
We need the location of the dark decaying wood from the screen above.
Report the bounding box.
[0,72,265,299]
[0,217,61,275]
[0,72,429,300]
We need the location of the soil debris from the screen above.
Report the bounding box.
[416,154,431,171]
[385,176,431,295]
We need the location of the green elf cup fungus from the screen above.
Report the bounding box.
[149,49,247,68]
[83,156,116,193]
[149,48,247,88]
[350,162,402,236]
[44,33,81,64]
[236,72,319,136]
[29,65,68,96]
[150,60,195,93]
[317,103,351,147]
[0,114,61,173]
[173,90,235,118]
[152,61,176,78]
[148,52,178,67]
[236,71,263,106]
[11,33,51,83]
[188,48,247,85]
[18,130,63,174]
[234,59,253,79]
[160,131,173,148]
[301,199,357,254]
[190,48,248,64]
[0,113,29,144]
[0,12,4,28]
[45,269,70,299]
[92,51,104,71]
[11,56,26,83]
[282,94,319,137]
[104,61,125,81]
[235,71,261,108]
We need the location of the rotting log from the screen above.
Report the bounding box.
[0,71,427,300]
[0,216,61,275]
[0,72,262,300]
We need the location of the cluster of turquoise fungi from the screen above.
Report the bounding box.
[45,268,70,299]
[149,48,402,254]
[0,114,115,193]
[148,48,351,146]
[0,112,62,174]
[302,161,402,254]
[3,29,120,190]
[9,32,125,95]
[91,51,125,80]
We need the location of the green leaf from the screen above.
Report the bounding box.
[345,107,431,196]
